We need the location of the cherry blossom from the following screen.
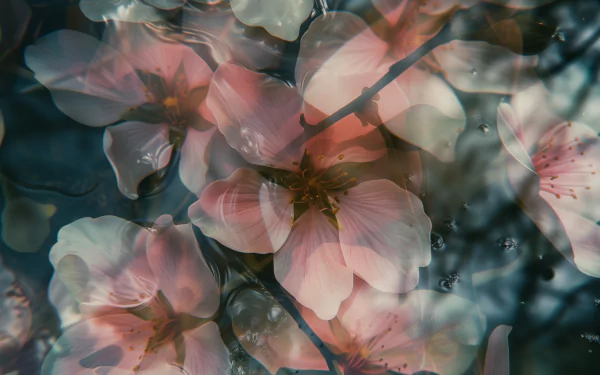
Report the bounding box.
[271,279,486,375]
[25,23,218,198]
[43,215,229,374]
[189,63,431,320]
[497,83,600,277]
[296,1,540,161]
[230,0,313,41]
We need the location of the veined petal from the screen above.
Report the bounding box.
[48,275,83,329]
[230,0,313,41]
[337,180,431,293]
[182,322,230,375]
[146,215,220,318]
[274,208,354,320]
[484,325,512,375]
[49,216,156,308]
[206,63,304,169]
[189,168,294,254]
[103,121,173,200]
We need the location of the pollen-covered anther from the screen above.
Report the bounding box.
[337,154,345,160]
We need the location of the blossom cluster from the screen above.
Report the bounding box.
[1,0,599,374]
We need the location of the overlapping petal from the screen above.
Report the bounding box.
[337,180,431,293]
[189,168,294,254]
[230,0,313,41]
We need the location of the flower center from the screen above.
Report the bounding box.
[278,150,357,220]
[121,64,208,134]
[531,123,597,200]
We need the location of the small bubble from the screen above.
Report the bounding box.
[439,279,452,290]
[478,124,490,133]
[471,68,478,75]
[444,218,456,229]
[444,141,452,148]
[594,299,600,306]
[497,237,518,252]
[431,233,444,250]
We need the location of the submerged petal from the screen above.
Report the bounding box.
[230,0,313,41]
[274,208,354,320]
[178,127,218,195]
[182,322,230,375]
[337,180,431,293]
[103,121,173,200]
[206,63,304,169]
[1,195,54,253]
[189,168,294,254]
[80,0,163,23]
[146,215,220,318]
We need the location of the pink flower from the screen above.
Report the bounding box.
[296,1,539,161]
[44,215,229,374]
[497,83,600,277]
[188,63,431,320]
[25,23,220,198]
[268,279,486,375]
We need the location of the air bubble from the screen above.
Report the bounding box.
[471,68,477,75]
[497,237,518,252]
[444,218,456,229]
[431,233,444,250]
[478,124,490,133]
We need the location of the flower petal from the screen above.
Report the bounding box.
[547,206,600,278]
[103,121,173,200]
[189,168,294,254]
[275,208,354,320]
[80,0,163,23]
[1,196,54,253]
[48,275,82,329]
[146,215,220,318]
[230,0,313,41]
[182,6,284,70]
[25,30,146,126]
[433,40,538,94]
[337,180,431,293]
[182,322,230,375]
[296,12,394,124]
[381,67,465,162]
[179,127,217,195]
[206,63,304,169]
[41,314,153,375]
[49,216,156,308]
[484,325,512,375]
[336,285,486,375]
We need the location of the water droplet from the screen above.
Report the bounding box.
[449,273,460,283]
[471,68,478,75]
[497,237,518,252]
[439,279,452,290]
[478,124,490,133]
[444,218,456,229]
[267,305,283,322]
[431,233,444,250]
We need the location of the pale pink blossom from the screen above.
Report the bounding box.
[296,1,539,161]
[44,215,229,374]
[275,279,485,375]
[497,83,600,277]
[25,23,220,198]
[189,63,431,320]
